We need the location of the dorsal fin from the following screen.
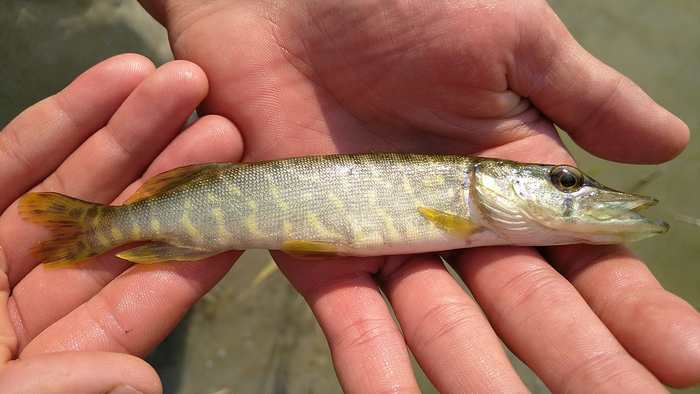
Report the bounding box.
[124,163,233,204]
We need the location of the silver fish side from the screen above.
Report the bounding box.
[18,153,668,267]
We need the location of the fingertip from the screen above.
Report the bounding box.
[143,113,244,175]
[111,113,244,204]
[98,53,157,80]
[65,54,157,104]
[565,80,690,164]
[53,54,157,129]
[182,114,245,163]
[2,352,162,394]
[513,22,689,164]
[151,59,209,100]
[0,54,159,209]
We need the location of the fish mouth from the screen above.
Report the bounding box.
[629,198,659,213]
[581,194,669,241]
[591,195,659,218]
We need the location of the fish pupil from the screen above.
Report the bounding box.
[560,174,577,188]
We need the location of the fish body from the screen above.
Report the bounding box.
[18,153,669,268]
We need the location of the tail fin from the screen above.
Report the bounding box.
[18,192,108,268]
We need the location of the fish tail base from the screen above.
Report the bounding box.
[19,192,109,268]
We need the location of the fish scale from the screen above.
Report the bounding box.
[18,153,668,268]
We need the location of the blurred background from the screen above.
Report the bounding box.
[1,1,698,393]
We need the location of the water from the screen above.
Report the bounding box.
[550,0,700,314]
[1,1,698,393]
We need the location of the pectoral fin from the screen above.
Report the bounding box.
[418,207,482,239]
[116,242,220,264]
[280,240,349,259]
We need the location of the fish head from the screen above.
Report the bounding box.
[465,160,669,245]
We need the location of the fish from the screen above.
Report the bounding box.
[18,153,669,268]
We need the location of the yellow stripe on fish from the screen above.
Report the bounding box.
[18,154,668,268]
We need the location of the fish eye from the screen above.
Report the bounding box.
[550,166,584,192]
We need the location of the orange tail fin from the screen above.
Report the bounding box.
[18,192,108,268]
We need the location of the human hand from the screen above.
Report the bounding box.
[134,0,700,392]
[0,54,244,393]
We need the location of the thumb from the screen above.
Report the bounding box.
[0,352,161,394]
[509,8,688,164]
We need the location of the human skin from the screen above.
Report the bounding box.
[0,57,244,393]
[0,0,698,392]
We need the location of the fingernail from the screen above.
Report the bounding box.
[106,385,145,394]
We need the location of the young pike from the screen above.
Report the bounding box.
[19,153,668,268]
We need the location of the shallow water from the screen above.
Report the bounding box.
[553,0,700,317]
[1,1,698,393]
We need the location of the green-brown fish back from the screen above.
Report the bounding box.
[18,153,669,268]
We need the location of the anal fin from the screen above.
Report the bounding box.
[116,241,220,264]
[418,206,482,239]
[280,240,349,259]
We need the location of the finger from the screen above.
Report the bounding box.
[39,60,209,202]
[9,114,243,351]
[0,351,160,394]
[273,254,421,393]
[0,54,154,211]
[1,60,210,285]
[114,114,245,204]
[19,253,240,358]
[0,265,13,363]
[452,246,668,393]
[541,244,700,388]
[378,254,529,393]
[509,7,688,164]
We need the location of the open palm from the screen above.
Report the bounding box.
[155,0,685,163]
[0,0,697,392]
[147,0,698,391]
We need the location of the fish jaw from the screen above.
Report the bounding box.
[555,191,670,244]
